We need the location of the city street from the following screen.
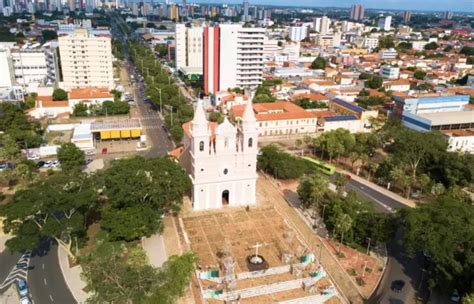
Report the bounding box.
[333,174,429,304]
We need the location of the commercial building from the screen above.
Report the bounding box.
[58,28,114,90]
[175,24,203,71]
[379,48,398,60]
[378,16,392,31]
[203,24,264,94]
[350,4,364,21]
[393,94,470,116]
[380,65,400,79]
[402,110,474,132]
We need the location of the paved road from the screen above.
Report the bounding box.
[335,176,429,304]
[28,240,76,304]
[0,237,22,291]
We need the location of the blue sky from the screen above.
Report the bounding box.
[198,0,474,13]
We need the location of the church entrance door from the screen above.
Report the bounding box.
[222,190,230,205]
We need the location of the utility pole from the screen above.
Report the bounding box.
[366,237,371,255]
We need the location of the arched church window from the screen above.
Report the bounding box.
[224,137,229,148]
[248,138,253,148]
[199,141,204,151]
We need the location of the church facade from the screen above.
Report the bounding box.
[181,101,258,211]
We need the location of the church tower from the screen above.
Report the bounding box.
[189,101,258,210]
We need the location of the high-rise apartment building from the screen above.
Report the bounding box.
[378,16,392,31]
[169,4,179,19]
[242,0,249,21]
[175,24,203,71]
[402,11,411,24]
[350,4,364,21]
[58,29,114,89]
[443,11,453,20]
[288,26,308,41]
[203,24,264,94]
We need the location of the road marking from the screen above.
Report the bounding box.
[0,251,31,289]
[44,278,48,285]
[352,186,394,213]
[49,294,54,302]
[42,263,45,270]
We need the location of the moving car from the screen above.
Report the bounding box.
[391,280,405,293]
[451,289,460,302]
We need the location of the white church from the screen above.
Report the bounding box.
[179,101,258,211]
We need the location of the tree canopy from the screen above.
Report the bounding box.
[257,145,306,179]
[52,88,68,101]
[57,143,85,172]
[400,193,474,293]
[310,57,326,70]
[97,156,191,241]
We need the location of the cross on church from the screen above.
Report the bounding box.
[252,242,263,257]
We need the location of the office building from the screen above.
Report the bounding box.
[313,16,330,34]
[350,4,364,21]
[58,28,114,89]
[378,16,392,31]
[379,48,398,59]
[288,26,308,42]
[203,24,264,94]
[402,11,411,24]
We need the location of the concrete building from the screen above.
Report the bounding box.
[203,24,264,94]
[181,101,258,210]
[0,47,15,88]
[175,24,203,71]
[378,16,392,31]
[313,16,330,34]
[350,4,364,21]
[11,45,59,92]
[58,28,114,89]
[403,11,411,24]
[393,94,470,116]
[380,65,400,79]
[443,129,474,154]
[288,25,308,42]
[363,37,379,50]
[262,37,279,60]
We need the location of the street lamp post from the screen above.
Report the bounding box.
[152,87,162,113]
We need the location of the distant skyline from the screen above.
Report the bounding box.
[194,0,474,13]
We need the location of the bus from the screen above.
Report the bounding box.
[302,156,336,176]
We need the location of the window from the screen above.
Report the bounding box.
[248,138,253,148]
[224,168,228,175]
[199,141,204,151]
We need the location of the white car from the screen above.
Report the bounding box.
[20,296,32,304]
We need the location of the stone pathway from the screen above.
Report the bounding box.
[142,234,167,268]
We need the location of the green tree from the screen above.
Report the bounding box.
[297,174,329,209]
[257,145,305,179]
[310,57,326,70]
[396,41,412,51]
[97,157,191,241]
[208,112,224,123]
[57,143,85,171]
[0,134,21,163]
[460,46,474,56]
[365,75,384,89]
[73,103,89,117]
[52,88,68,101]
[41,30,58,41]
[443,45,453,52]
[424,42,439,50]
[378,35,395,49]
[400,193,474,293]
[413,70,427,80]
[0,172,98,258]
[24,93,37,109]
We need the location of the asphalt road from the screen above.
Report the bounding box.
[0,248,22,290]
[336,176,429,304]
[28,240,76,304]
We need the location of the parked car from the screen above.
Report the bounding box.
[36,161,45,168]
[16,279,28,297]
[20,296,32,304]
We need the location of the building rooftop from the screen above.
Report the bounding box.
[90,119,141,131]
[69,87,114,100]
[417,110,474,125]
[231,101,319,122]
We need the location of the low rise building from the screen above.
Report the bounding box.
[380,65,400,79]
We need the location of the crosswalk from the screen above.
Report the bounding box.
[0,251,31,290]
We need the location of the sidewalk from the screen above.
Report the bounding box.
[142,234,167,268]
[0,285,19,304]
[57,247,90,304]
[337,168,417,208]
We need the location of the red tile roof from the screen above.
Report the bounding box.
[69,87,113,100]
